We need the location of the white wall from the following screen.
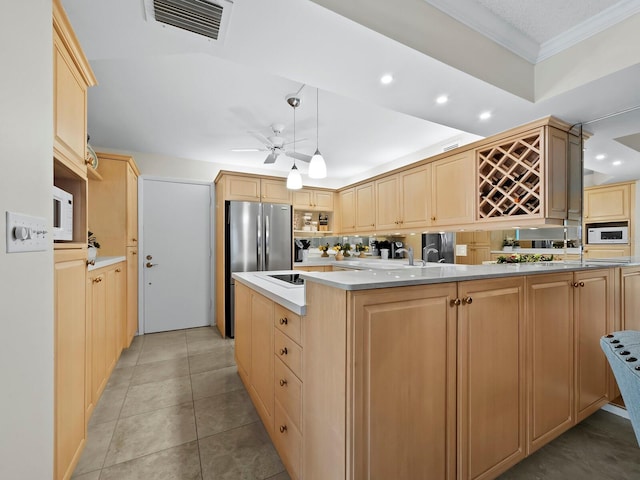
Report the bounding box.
[0,1,54,478]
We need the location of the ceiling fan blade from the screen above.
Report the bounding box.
[248,131,273,147]
[282,137,308,147]
[287,151,312,163]
[264,152,278,164]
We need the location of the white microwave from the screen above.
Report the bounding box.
[53,186,73,241]
[587,224,628,244]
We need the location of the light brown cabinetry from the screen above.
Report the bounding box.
[234,283,304,479]
[125,247,138,347]
[457,277,526,480]
[574,268,614,421]
[221,174,291,203]
[583,245,631,259]
[375,164,431,231]
[54,249,87,480]
[86,262,126,416]
[293,265,332,272]
[476,125,575,226]
[89,153,140,255]
[432,151,475,226]
[351,283,457,480]
[53,0,97,178]
[620,266,640,331]
[456,231,491,265]
[584,182,633,221]
[292,188,334,210]
[525,273,575,454]
[338,182,375,233]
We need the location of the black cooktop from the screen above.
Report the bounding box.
[268,274,304,285]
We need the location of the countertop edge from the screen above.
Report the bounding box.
[233,272,306,315]
[88,256,127,271]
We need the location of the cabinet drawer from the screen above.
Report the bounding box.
[274,357,302,432]
[274,400,302,480]
[274,304,302,346]
[274,329,302,380]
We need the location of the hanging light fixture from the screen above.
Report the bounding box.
[308,88,327,179]
[287,95,303,190]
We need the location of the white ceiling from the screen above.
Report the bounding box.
[62,0,640,189]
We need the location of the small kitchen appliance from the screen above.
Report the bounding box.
[53,185,73,241]
[587,222,629,244]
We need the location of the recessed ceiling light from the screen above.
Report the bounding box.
[612,160,622,166]
[436,95,448,104]
[479,111,492,120]
[595,154,605,160]
[380,74,393,85]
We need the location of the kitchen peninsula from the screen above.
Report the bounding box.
[233,260,637,480]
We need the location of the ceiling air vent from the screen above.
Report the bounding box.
[145,0,233,42]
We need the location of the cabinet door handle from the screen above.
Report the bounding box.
[115,268,122,273]
[87,259,95,266]
[93,277,102,283]
[131,251,137,255]
[462,296,473,305]
[279,425,287,433]
[279,379,287,387]
[573,282,579,287]
[450,298,461,306]
[279,317,288,325]
[132,238,137,242]
[579,281,585,287]
[431,216,436,221]
[279,347,288,356]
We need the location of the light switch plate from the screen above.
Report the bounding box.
[455,244,468,256]
[6,211,48,253]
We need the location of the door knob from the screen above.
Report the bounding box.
[146,255,153,260]
[146,262,157,268]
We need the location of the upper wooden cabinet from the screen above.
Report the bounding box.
[376,164,431,231]
[338,188,356,233]
[584,181,634,221]
[292,188,334,211]
[89,153,140,255]
[432,151,475,226]
[219,174,292,203]
[338,182,375,233]
[53,0,97,177]
[476,125,578,227]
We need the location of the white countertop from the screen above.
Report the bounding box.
[491,248,582,255]
[299,259,639,291]
[88,256,127,271]
[232,271,306,315]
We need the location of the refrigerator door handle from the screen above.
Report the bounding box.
[257,213,262,270]
[264,214,270,270]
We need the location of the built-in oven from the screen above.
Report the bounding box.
[586,222,629,244]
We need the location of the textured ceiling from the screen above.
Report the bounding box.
[476,0,620,43]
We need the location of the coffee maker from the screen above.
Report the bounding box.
[391,241,404,259]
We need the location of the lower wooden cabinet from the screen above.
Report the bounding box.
[526,273,575,454]
[86,262,126,413]
[125,246,138,347]
[351,283,457,480]
[457,277,526,480]
[234,282,304,480]
[621,266,640,331]
[54,249,88,480]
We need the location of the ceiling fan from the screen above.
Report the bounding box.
[234,94,313,164]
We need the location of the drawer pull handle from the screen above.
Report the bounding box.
[93,277,102,283]
[279,379,287,387]
[279,347,288,356]
[279,425,287,433]
[115,268,122,273]
[279,317,288,325]
[87,259,95,266]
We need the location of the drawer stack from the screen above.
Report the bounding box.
[273,304,303,479]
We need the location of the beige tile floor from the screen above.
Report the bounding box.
[72,327,290,480]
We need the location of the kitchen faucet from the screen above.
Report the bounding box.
[423,244,440,264]
[395,247,414,266]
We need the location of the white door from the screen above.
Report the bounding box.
[142,179,212,333]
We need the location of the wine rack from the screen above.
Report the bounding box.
[477,129,543,219]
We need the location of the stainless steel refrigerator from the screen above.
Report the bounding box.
[225,200,292,337]
[422,232,455,263]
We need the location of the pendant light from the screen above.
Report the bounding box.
[287,96,303,190]
[308,88,327,179]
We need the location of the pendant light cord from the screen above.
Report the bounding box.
[316,88,319,150]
